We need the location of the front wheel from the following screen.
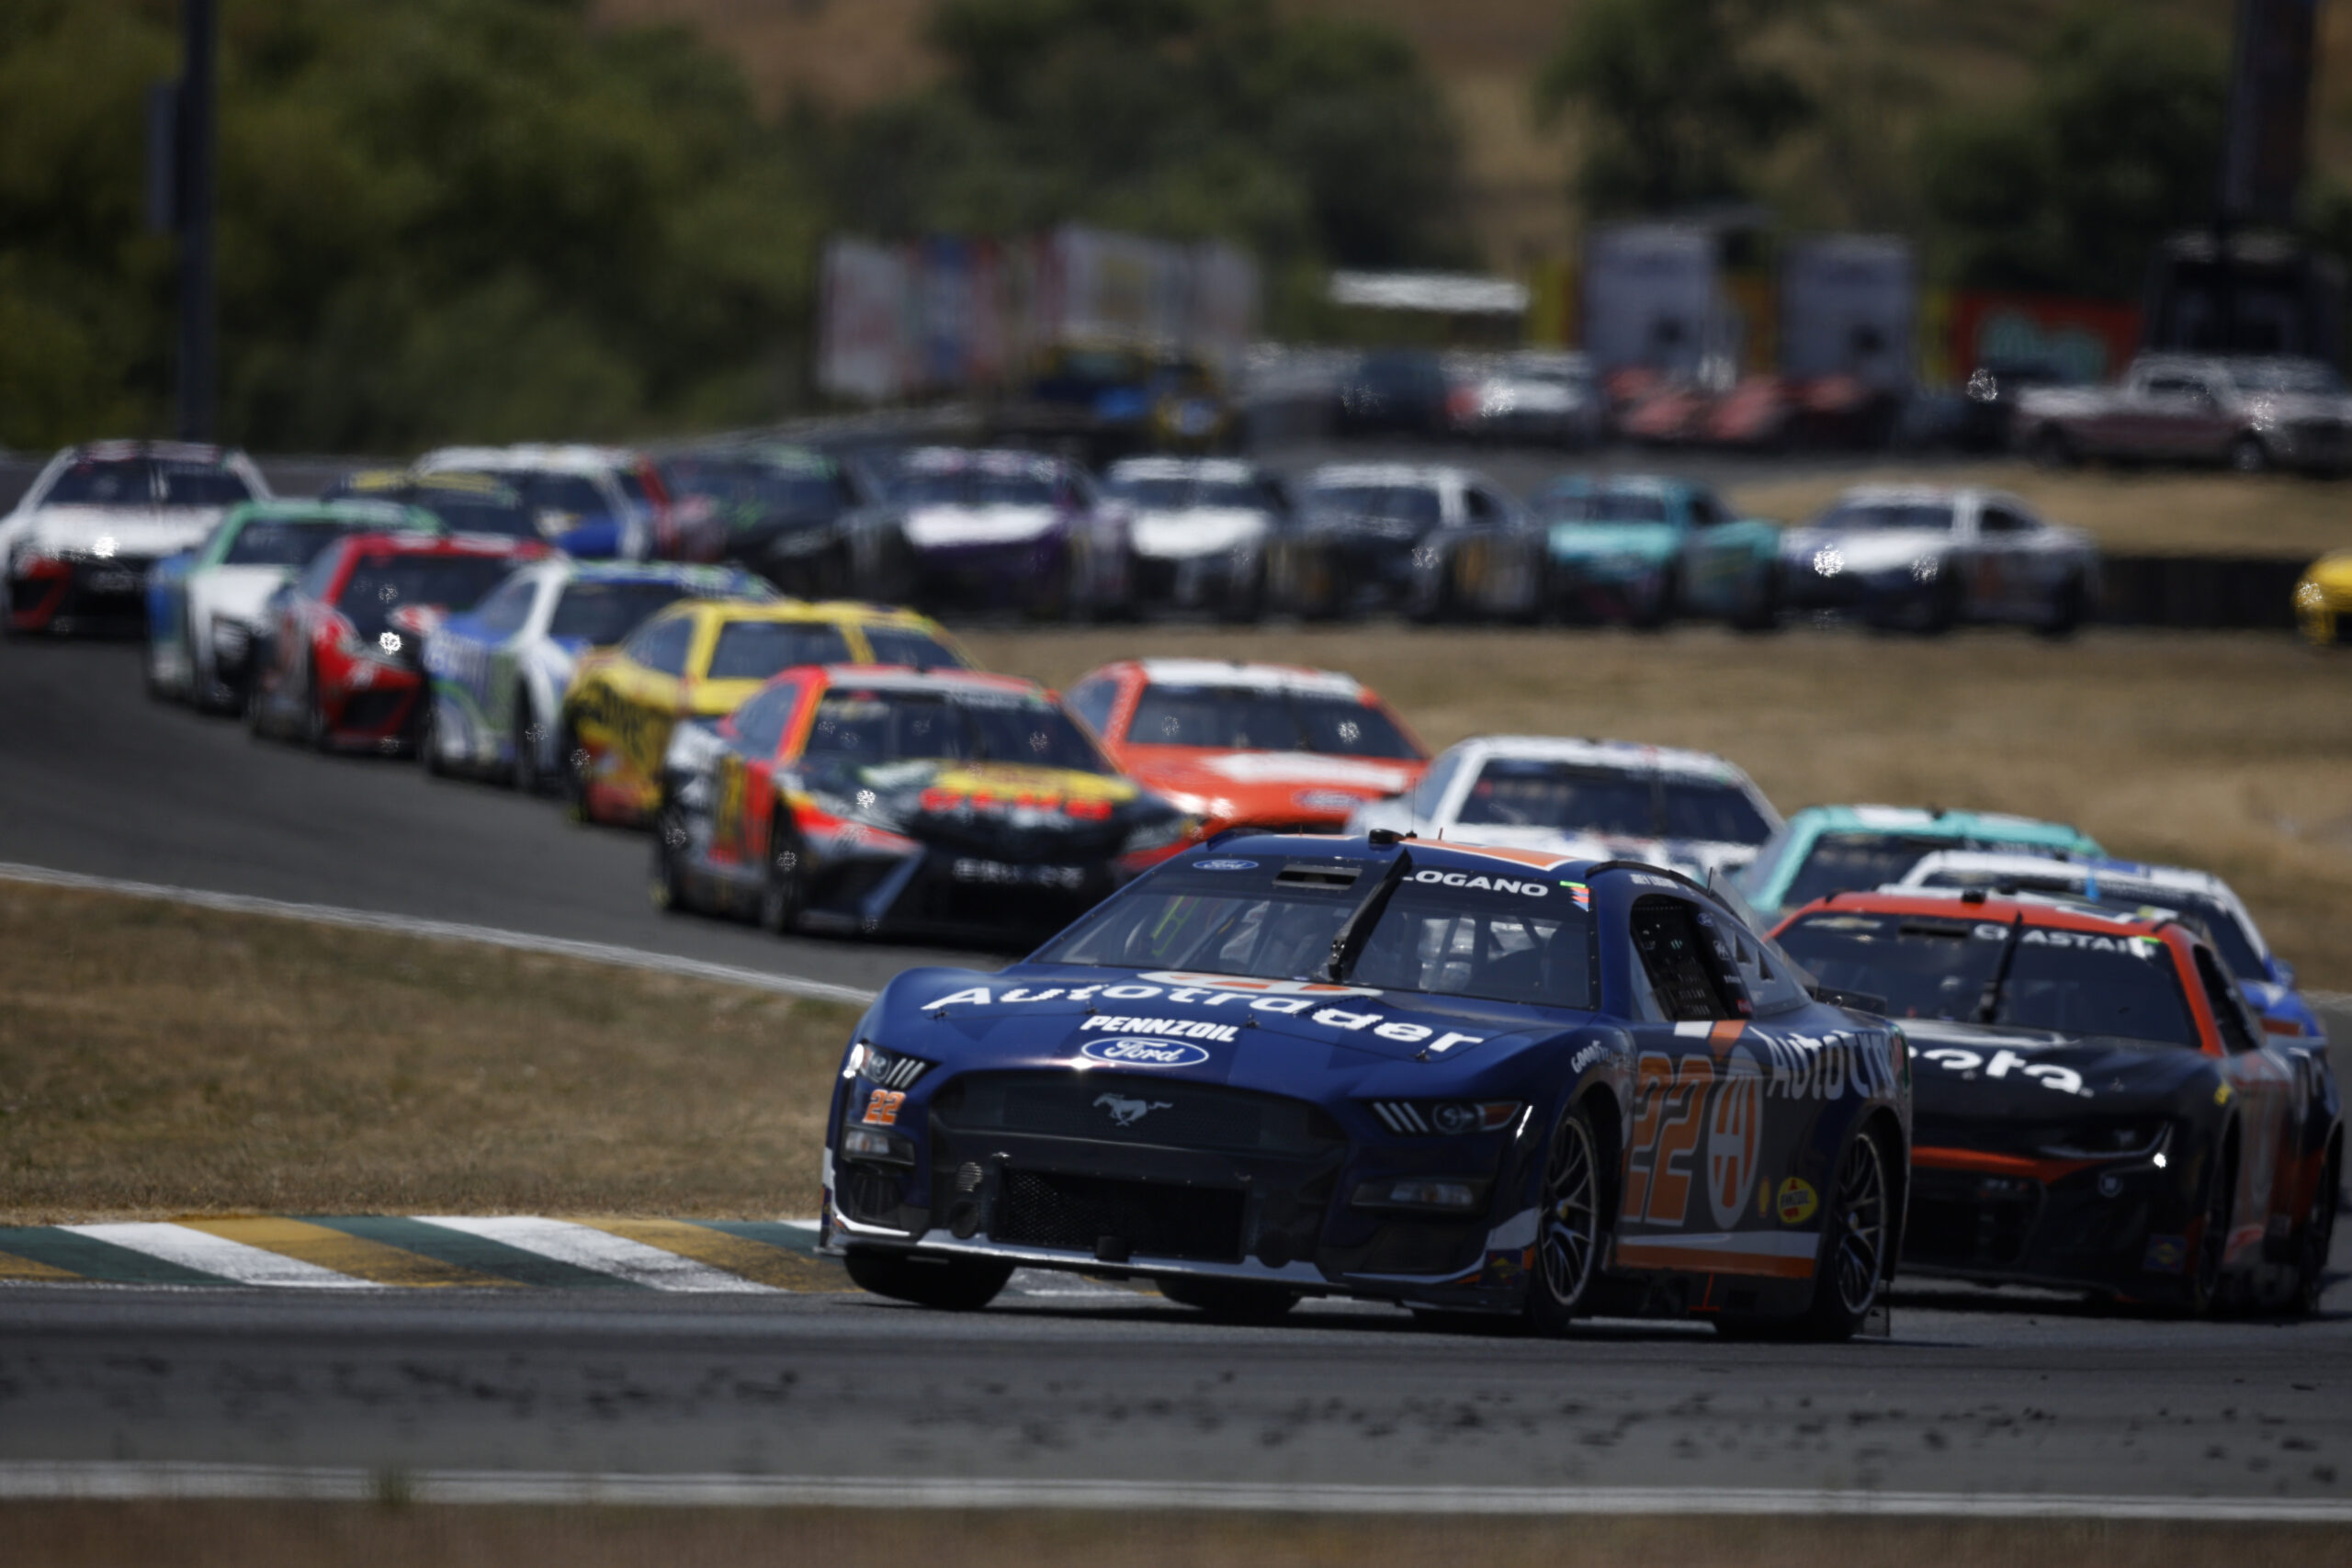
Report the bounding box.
[1157,1276,1300,1322]
[844,1249,1013,1312]
[512,694,546,794]
[559,719,595,824]
[1720,1127,1892,1341]
[1522,1100,1608,1336]
[2282,1145,2338,1318]
[758,811,806,933]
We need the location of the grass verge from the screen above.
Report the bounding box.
[6,1504,2349,1568]
[0,882,858,1224]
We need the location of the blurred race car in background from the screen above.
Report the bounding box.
[1738,804,2104,919]
[653,443,871,592]
[1332,349,1451,436]
[1266,463,1535,621]
[2016,355,2352,474]
[418,560,772,790]
[1349,735,1781,880]
[1448,352,1603,447]
[247,530,549,752]
[1775,888,2339,1314]
[559,597,972,827]
[2292,548,2352,645]
[1891,850,2328,1045]
[321,468,539,545]
[1065,659,1426,838]
[823,835,1910,1338]
[1525,474,1781,628]
[146,499,439,712]
[1100,457,1288,619]
[415,446,671,560]
[989,345,1234,461]
[844,448,1130,617]
[654,666,1193,941]
[1779,486,2098,636]
[3,441,268,637]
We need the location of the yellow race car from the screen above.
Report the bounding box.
[558,597,974,826]
[2294,550,2352,646]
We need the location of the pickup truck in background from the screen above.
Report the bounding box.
[2014,355,2352,474]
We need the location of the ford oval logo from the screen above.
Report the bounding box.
[1192,859,1258,872]
[1080,1037,1213,1068]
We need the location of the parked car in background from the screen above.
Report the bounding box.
[1267,463,1532,620]
[2293,549,2352,645]
[1349,735,1781,881]
[844,447,1129,617]
[1333,349,1450,436]
[1890,850,2327,1046]
[1066,659,1427,839]
[246,531,549,753]
[418,560,772,789]
[1736,804,2104,919]
[1100,457,1288,619]
[321,468,538,545]
[1526,475,1781,628]
[3,441,268,636]
[415,446,671,559]
[2016,355,2352,473]
[558,597,972,827]
[1779,486,2099,635]
[146,500,438,712]
[653,443,870,594]
[1451,352,1603,446]
[654,665,1193,942]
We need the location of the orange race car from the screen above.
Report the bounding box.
[1064,658,1428,838]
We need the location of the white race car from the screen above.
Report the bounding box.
[1100,457,1288,619]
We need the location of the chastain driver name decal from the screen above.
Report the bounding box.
[921,981,1490,1053]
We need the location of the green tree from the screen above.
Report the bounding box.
[1535,0,1813,218]
[1917,5,2225,298]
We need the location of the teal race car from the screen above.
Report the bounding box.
[1736,804,2106,919]
[1528,475,1781,629]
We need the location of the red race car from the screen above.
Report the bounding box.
[247,531,549,752]
[1063,658,1428,839]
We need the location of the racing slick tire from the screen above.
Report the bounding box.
[301,658,333,753]
[1717,1123,1893,1342]
[2283,1142,2339,1318]
[757,811,807,934]
[2187,1128,2243,1317]
[844,1248,1014,1312]
[1156,1276,1301,1322]
[513,695,546,795]
[649,798,691,913]
[1522,1098,1610,1336]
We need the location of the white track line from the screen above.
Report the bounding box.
[412,1217,777,1294]
[0,861,876,1006]
[0,1464,2346,1521]
[61,1224,371,1290]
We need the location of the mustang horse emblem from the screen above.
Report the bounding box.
[1094,1093,1173,1128]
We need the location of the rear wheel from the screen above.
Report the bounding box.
[758,811,806,933]
[649,798,690,912]
[512,694,545,794]
[1522,1100,1607,1336]
[844,1248,1013,1312]
[1157,1276,1300,1322]
[2229,434,2270,474]
[560,719,594,824]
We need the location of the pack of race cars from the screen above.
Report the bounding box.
[1,437,2335,1337]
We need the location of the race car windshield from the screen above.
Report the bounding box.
[548,581,694,645]
[1815,502,1954,532]
[1775,912,2200,1047]
[43,459,153,507]
[1781,832,1951,908]
[223,520,359,568]
[1130,685,1419,760]
[337,555,515,637]
[1039,874,1597,1010]
[804,691,1111,773]
[1307,486,1442,531]
[893,471,1057,508]
[1108,477,1270,513]
[706,620,853,681]
[1661,781,1773,845]
[1456,761,1656,838]
[415,491,535,539]
[158,464,258,507]
[861,626,971,671]
[1540,490,1670,523]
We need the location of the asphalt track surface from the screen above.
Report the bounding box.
[3,630,2348,1509]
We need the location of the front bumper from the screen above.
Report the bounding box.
[1903,1147,2198,1302]
[322,661,426,749]
[8,553,157,634]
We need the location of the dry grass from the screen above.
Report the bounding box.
[7,1504,2349,1568]
[0,884,859,1224]
[1726,463,2352,559]
[961,624,2352,989]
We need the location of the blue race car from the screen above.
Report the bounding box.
[822,833,1912,1338]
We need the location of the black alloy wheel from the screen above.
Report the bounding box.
[1157,1276,1301,1322]
[844,1249,1013,1312]
[758,811,807,933]
[1523,1100,1606,1335]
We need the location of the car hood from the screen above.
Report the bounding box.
[1782,527,1949,574]
[873,962,1589,1075]
[1545,522,1679,564]
[1129,508,1268,559]
[12,505,224,559]
[188,564,296,622]
[903,504,1063,550]
[1900,1017,2215,1111]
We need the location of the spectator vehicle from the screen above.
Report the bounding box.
[146,500,439,712]
[2292,549,2352,645]
[246,531,549,753]
[417,560,772,789]
[654,667,1193,942]
[1348,736,1781,882]
[844,448,1130,617]
[414,446,671,560]
[320,468,539,545]
[1778,486,2099,636]
[1737,806,2104,919]
[1891,851,2326,1046]
[1066,659,1428,839]
[3,441,268,636]
[1774,889,2339,1314]
[2016,355,2352,474]
[654,444,870,592]
[1266,464,1535,621]
[558,598,972,828]
[1451,352,1603,447]
[823,836,1909,1338]
[1526,475,1781,628]
[1100,457,1288,618]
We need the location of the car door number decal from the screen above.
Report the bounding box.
[1625,1053,1716,1226]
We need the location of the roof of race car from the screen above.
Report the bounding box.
[64,440,239,463]
[1438,733,1754,783]
[1792,887,2186,944]
[222,499,428,529]
[335,468,522,500]
[508,558,770,591]
[1303,463,1473,490]
[1787,804,2097,848]
[1129,659,1368,699]
[1175,829,1614,885]
[336,530,541,558]
[650,596,948,630]
[1104,457,1261,483]
[797,665,1048,698]
[417,446,640,476]
[897,446,1067,477]
[1900,849,2232,900]
[1817,485,2037,513]
[1532,473,1694,498]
